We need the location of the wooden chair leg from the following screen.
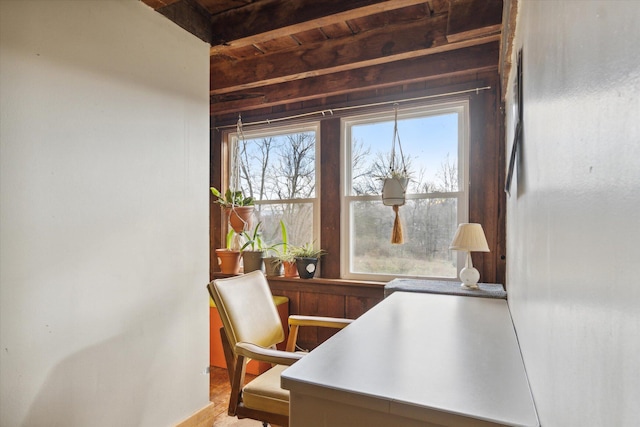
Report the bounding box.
[220,328,234,381]
[285,324,300,352]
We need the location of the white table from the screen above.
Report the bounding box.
[281,292,538,427]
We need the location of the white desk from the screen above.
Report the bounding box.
[281,292,538,427]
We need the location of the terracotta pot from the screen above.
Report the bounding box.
[225,206,255,233]
[283,260,299,278]
[296,257,318,279]
[216,249,241,274]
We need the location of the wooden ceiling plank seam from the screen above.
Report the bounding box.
[209,0,431,50]
[290,34,303,46]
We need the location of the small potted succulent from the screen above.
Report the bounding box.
[210,187,255,233]
[291,242,326,279]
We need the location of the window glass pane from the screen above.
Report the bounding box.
[351,198,458,278]
[254,203,314,248]
[229,126,318,252]
[350,113,459,196]
[237,131,316,201]
[343,103,467,280]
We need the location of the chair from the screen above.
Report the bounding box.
[207,270,352,427]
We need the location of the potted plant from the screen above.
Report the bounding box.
[241,222,265,273]
[373,152,412,244]
[376,106,412,207]
[263,251,283,277]
[210,187,255,233]
[215,229,241,274]
[277,251,299,278]
[272,220,299,278]
[381,169,410,206]
[291,242,326,279]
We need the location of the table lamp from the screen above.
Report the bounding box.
[449,223,490,289]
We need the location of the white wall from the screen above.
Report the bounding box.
[0,1,210,426]
[505,1,640,426]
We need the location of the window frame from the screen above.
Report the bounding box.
[340,101,470,282]
[221,121,322,248]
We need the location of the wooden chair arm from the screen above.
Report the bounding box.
[286,315,353,352]
[235,342,304,366]
[288,315,353,328]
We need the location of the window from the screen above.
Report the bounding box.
[225,123,320,248]
[341,101,469,281]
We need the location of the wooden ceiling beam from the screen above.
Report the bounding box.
[210,41,499,115]
[210,19,501,95]
[155,0,213,44]
[209,0,430,49]
[141,0,182,9]
[210,14,448,94]
[446,0,503,42]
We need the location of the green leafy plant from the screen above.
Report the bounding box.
[210,187,254,208]
[291,242,326,259]
[241,222,265,252]
[272,220,297,262]
[225,229,236,250]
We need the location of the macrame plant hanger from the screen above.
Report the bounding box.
[382,104,409,244]
[226,114,249,249]
[229,114,243,203]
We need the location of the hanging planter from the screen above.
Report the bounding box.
[382,175,409,207]
[378,104,411,244]
[226,205,254,233]
[211,114,256,251]
[211,187,255,233]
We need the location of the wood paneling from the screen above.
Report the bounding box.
[267,277,385,349]
[320,118,342,279]
[210,120,223,280]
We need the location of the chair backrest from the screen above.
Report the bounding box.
[209,270,285,351]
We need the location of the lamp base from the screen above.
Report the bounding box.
[459,266,480,289]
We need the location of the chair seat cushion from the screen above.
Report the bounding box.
[242,364,289,416]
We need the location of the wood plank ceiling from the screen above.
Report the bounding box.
[141,0,505,116]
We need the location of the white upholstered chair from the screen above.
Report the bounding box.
[207,270,352,427]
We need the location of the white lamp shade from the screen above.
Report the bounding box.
[449,223,490,252]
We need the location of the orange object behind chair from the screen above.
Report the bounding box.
[210,295,289,375]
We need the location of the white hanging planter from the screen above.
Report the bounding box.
[378,103,411,244]
[382,176,408,206]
